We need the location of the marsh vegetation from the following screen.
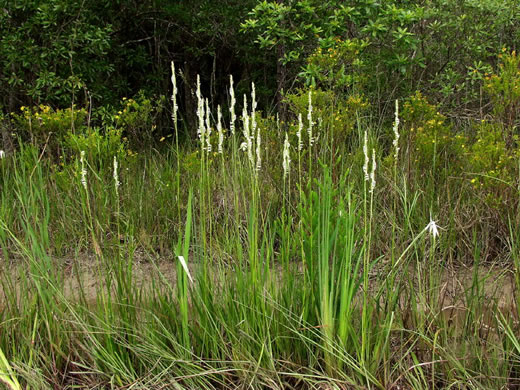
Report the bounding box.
[1,1,520,388]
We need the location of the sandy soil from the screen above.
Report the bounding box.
[0,250,517,322]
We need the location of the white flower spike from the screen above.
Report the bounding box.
[113,156,120,191]
[229,75,236,135]
[297,113,303,151]
[205,98,212,152]
[0,150,4,159]
[256,126,262,172]
[393,99,400,162]
[80,150,87,190]
[283,132,291,179]
[217,104,224,154]
[369,148,376,194]
[307,91,314,147]
[363,130,369,181]
[171,61,178,127]
[196,75,205,144]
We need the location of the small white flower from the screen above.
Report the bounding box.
[426,219,439,238]
[0,150,4,159]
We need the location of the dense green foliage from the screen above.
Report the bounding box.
[1,0,519,121]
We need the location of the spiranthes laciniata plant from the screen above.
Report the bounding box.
[217,105,223,154]
[196,75,205,146]
[205,98,212,152]
[251,82,262,172]
[240,93,249,149]
[80,150,87,190]
[307,90,314,147]
[251,82,257,139]
[241,94,254,168]
[369,149,376,194]
[113,156,120,193]
[229,75,236,135]
[283,132,291,179]
[171,61,178,127]
[363,130,369,181]
[393,99,400,162]
[256,126,262,172]
[0,150,4,159]
[297,113,303,151]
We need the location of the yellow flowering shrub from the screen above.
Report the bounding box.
[466,50,520,207]
[467,120,518,208]
[401,92,466,176]
[13,105,87,156]
[114,91,166,148]
[483,49,520,133]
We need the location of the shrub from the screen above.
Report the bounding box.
[467,120,518,208]
[483,49,520,140]
[113,92,166,148]
[401,92,466,179]
[12,105,87,158]
[299,37,368,95]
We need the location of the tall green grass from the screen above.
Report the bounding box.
[0,78,519,389]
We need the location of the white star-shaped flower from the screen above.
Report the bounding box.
[426,219,439,238]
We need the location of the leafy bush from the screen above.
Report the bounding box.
[63,127,131,167]
[114,92,166,148]
[461,49,520,207]
[467,120,518,207]
[12,105,87,157]
[300,37,367,94]
[483,49,520,136]
[401,92,466,178]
